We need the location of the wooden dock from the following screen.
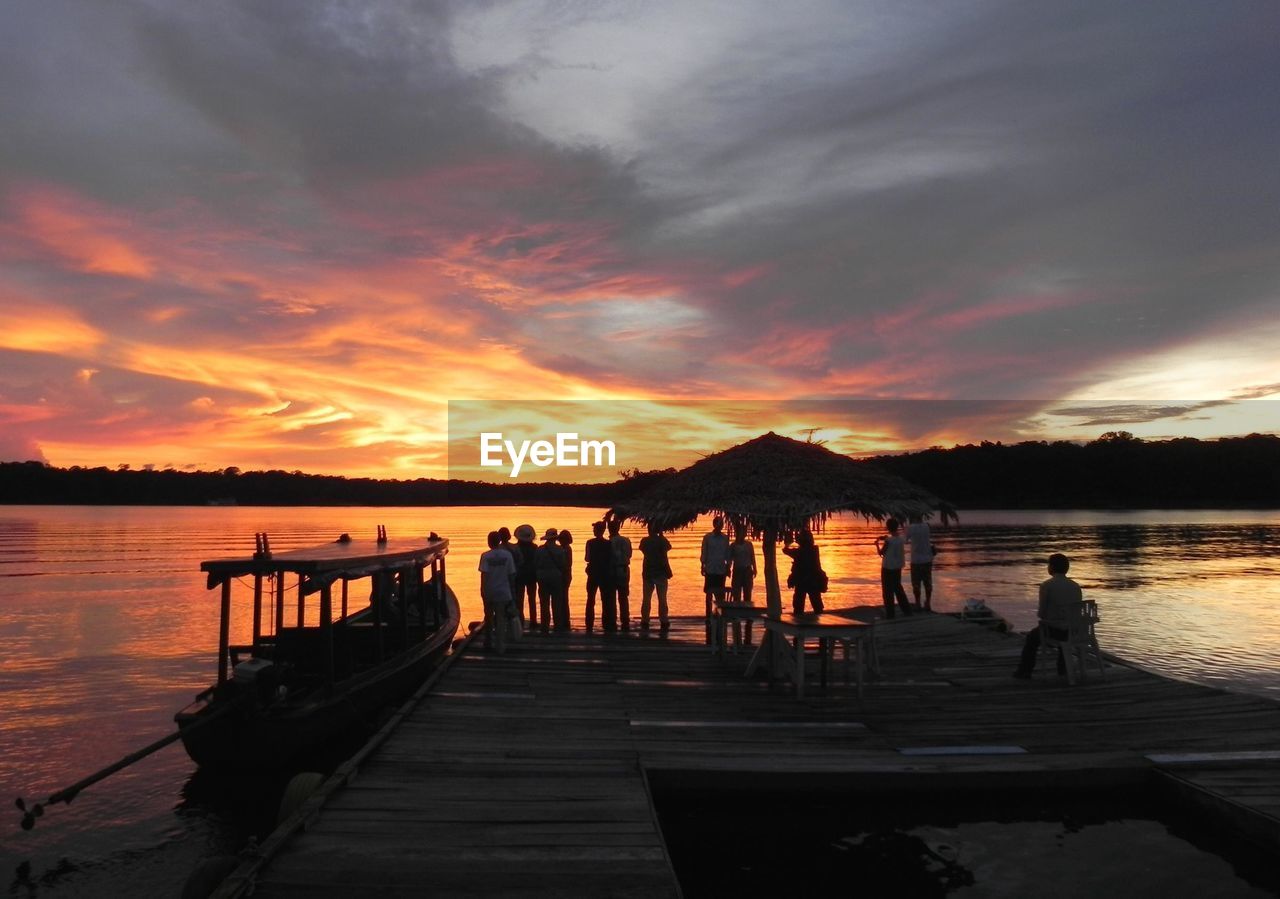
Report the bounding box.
[214,612,1280,897]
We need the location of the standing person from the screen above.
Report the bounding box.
[584,521,617,632]
[608,517,633,631]
[700,516,732,644]
[729,528,758,646]
[557,529,575,631]
[496,526,523,630]
[535,528,567,632]
[478,531,518,654]
[905,513,935,612]
[514,524,539,627]
[638,523,673,634]
[875,518,913,619]
[783,530,825,614]
[730,529,757,604]
[1014,553,1083,679]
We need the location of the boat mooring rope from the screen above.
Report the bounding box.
[14,693,246,831]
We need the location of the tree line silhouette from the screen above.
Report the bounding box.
[867,431,1280,509]
[0,461,677,507]
[2,433,1277,508]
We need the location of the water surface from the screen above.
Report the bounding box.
[2,505,1278,894]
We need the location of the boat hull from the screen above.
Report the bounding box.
[176,587,460,769]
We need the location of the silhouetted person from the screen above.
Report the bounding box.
[1014,553,1083,679]
[536,528,567,631]
[514,524,539,627]
[875,518,912,618]
[730,527,758,644]
[783,530,825,614]
[700,516,731,643]
[639,523,673,634]
[608,517,633,631]
[479,530,518,654]
[557,528,574,629]
[585,521,617,632]
[496,526,523,630]
[905,513,935,611]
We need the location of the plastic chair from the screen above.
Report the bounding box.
[1040,600,1106,684]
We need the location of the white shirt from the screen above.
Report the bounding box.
[479,548,516,603]
[906,521,934,563]
[880,534,905,570]
[701,531,731,575]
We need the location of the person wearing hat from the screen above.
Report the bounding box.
[535,527,568,632]
[514,524,539,627]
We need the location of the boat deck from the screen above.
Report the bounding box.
[218,612,1280,897]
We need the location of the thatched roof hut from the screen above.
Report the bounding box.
[611,431,953,537]
[611,431,956,621]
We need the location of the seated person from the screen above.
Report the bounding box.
[1013,553,1082,679]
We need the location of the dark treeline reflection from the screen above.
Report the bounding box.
[2,432,1278,508]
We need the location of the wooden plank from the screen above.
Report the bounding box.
[234,613,1280,899]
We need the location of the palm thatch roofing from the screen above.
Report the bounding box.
[611,431,956,534]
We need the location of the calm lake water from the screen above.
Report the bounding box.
[2,504,1279,895]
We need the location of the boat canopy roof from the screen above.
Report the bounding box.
[200,536,449,587]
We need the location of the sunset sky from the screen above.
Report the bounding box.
[3,1,1278,479]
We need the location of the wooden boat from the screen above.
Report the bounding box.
[175,530,459,769]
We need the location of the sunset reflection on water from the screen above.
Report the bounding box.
[1,505,1279,891]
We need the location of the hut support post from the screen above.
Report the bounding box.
[763,528,783,617]
[763,528,785,675]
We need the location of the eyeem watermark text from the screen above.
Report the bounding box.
[479,432,617,478]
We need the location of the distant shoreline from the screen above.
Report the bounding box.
[3,433,1277,509]
[3,499,1279,511]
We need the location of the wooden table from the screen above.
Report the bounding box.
[713,601,768,658]
[747,613,876,698]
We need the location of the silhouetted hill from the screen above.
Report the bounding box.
[2,433,1278,508]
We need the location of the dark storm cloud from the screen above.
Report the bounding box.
[623,0,1280,396]
[1048,402,1226,427]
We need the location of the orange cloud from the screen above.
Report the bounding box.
[0,302,104,354]
[7,184,154,278]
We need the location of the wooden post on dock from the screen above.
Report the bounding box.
[373,571,385,662]
[320,583,334,693]
[217,578,231,684]
[252,573,263,646]
[275,575,285,636]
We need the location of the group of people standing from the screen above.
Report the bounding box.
[875,512,937,618]
[480,512,943,651]
[699,512,939,631]
[477,517,680,652]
